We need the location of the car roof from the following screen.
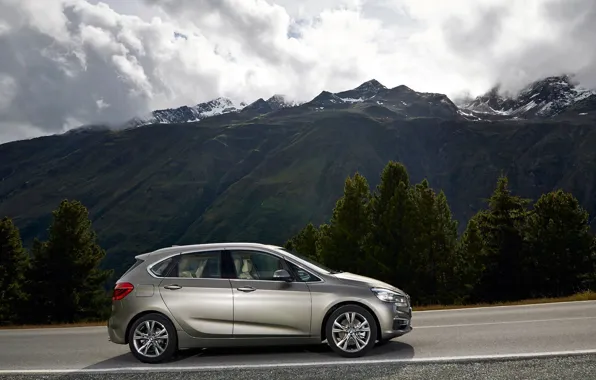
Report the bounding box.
[135,242,284,261]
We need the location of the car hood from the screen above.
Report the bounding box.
[331,272,407,296]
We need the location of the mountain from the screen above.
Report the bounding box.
[125,97,247,128]
[123,94,304,129]
[1,77,596,275]
[462,75,596,119]
[266,94,302,110]
[335,79,387,100]
[298,80,460,120]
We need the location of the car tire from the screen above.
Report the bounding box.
[128,313,178,364]
[325,304,378,358]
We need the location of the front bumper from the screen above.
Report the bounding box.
[375,300,413,340]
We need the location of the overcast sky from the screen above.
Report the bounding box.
[0,0,594,144]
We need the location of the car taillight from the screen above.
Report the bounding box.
[112,282,134,301]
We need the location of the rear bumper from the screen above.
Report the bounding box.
[107,316,126,344]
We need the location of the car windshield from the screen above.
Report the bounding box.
[276,247,341,274]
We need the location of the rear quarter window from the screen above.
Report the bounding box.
[149,257,175,277]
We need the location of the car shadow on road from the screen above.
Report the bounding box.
[81,340,415,370]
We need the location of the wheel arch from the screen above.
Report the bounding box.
[320,301,382,343]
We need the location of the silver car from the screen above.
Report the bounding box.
[107,243,412,363]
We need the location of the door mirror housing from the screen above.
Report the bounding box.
[273,269,293,282]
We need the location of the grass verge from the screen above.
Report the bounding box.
[0,321,107,330]
[1,291,595,329]
[412,290,596,311]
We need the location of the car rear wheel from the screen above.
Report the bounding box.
[128,313,177,363]
[325,305,378,358]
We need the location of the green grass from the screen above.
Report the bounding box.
[412,290,596,311]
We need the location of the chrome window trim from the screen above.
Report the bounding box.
[145,244,326,283]
[146,252,181,279]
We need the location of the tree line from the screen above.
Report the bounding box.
[285,161,596,305]
[0,200,111,325]
[1,161,595,325]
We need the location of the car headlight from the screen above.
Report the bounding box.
[371,287,408,306]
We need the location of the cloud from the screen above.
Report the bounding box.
[0,0,595,144]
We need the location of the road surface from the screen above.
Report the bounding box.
[0,301,595,378]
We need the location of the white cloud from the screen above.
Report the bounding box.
[96,98,109,110]
[0,74,17,111]
[0,0,595,144]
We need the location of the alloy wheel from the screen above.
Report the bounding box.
[331,311,371,353]
[132,320,169,358]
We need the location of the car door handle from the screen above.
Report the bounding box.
[164,284,182,290]
[237,286,256,293]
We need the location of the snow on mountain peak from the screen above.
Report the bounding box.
[266,94,302,110]
[122,74,596,130]
[463,75,596,118]
[127,97,245,128]
[335,79,387,102]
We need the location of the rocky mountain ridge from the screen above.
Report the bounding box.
[121,75,595,130]
[461,75,596,119]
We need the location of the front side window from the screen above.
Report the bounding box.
[287,261,321,282]
[230,250,285,281]
[277,247,339,274]
[172,251,221,279]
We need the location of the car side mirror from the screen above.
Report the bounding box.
[273,269,293,282]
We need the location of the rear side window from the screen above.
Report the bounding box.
[171,251,222,278]
[149,257,174,277]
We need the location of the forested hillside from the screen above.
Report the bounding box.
[1,77,595,277]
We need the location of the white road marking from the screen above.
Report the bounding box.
[2,349,596,374]
[414,300,596,313]
[415,316,596,329]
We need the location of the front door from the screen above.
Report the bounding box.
[159,250,234,338]
[228,249,312,337]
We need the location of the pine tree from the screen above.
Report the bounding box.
[455,215,486,302]
[317,173,372,275]
[433,190,459,303]
[28,200,112,324]
[408,181,458,304]
[524,190,595,297]
[473,175,530,302]
[0,217,30,324]
[284,222,320,260]
[367,161,415,287]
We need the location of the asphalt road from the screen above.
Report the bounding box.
[0,301,595,378]
[2,355,596,380]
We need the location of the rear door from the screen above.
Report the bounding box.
[158,250,235,338]
[228,248,312,337]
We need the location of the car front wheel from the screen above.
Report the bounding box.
[128,313,178,363]
[325,305,378,358]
